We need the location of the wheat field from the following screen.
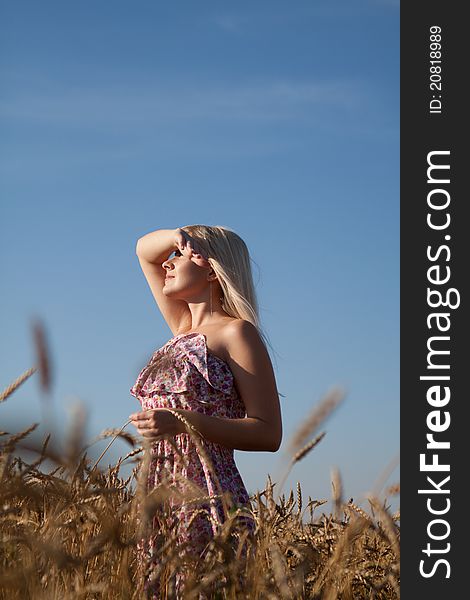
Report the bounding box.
[0,323,399,599]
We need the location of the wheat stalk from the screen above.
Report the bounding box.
[276,432,326,499]
[0,367,37,403]
[31,317,51,393]
[287,387,344,455]
[331,467,343,520]
[87,419,133,479]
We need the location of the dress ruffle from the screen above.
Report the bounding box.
[130,332,234,400]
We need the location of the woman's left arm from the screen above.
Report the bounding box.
[182,320,282,451]
[130,320,283,452]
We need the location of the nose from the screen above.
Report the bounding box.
[162,258,174,271]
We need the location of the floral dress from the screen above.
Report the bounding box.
[130,332,255,598]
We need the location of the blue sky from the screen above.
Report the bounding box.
[0,0,399,509]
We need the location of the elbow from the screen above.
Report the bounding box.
[269,433,282,453]
[272,423,283,452]
[251,417,282,452]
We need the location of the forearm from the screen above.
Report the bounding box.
[175,409,279,452]
[136,228,177,264]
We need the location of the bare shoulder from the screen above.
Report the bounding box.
[221,319,266,357]
[223,318,259,340]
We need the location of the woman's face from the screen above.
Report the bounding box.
[162,249,212,300]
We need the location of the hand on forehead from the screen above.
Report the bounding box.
[183,243,211,267]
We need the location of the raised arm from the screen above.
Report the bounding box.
[136,228,191,335]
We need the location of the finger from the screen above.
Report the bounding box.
[129,412,149,421]
[189,243,207,260]
[195,255,211,267]
[195,246,209,261]
[177,234,187,250]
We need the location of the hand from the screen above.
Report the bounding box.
[174,228,210,267]
[128,409,185,439]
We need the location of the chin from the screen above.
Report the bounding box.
[163,285,182,299]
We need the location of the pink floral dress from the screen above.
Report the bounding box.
[130,332,255,597]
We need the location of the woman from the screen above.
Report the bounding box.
[129,225,282,598]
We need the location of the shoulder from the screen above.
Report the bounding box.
[223,318,259,340]
[221,319,265,356]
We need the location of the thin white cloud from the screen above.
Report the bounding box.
[0,78,365,126]
[0,73,395,170]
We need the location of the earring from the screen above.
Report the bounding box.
[210,280,213,316]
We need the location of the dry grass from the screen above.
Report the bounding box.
[0,323,399,599]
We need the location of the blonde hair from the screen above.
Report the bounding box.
[181,224,269,349]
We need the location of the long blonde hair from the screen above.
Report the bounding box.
[181,224,269,349]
